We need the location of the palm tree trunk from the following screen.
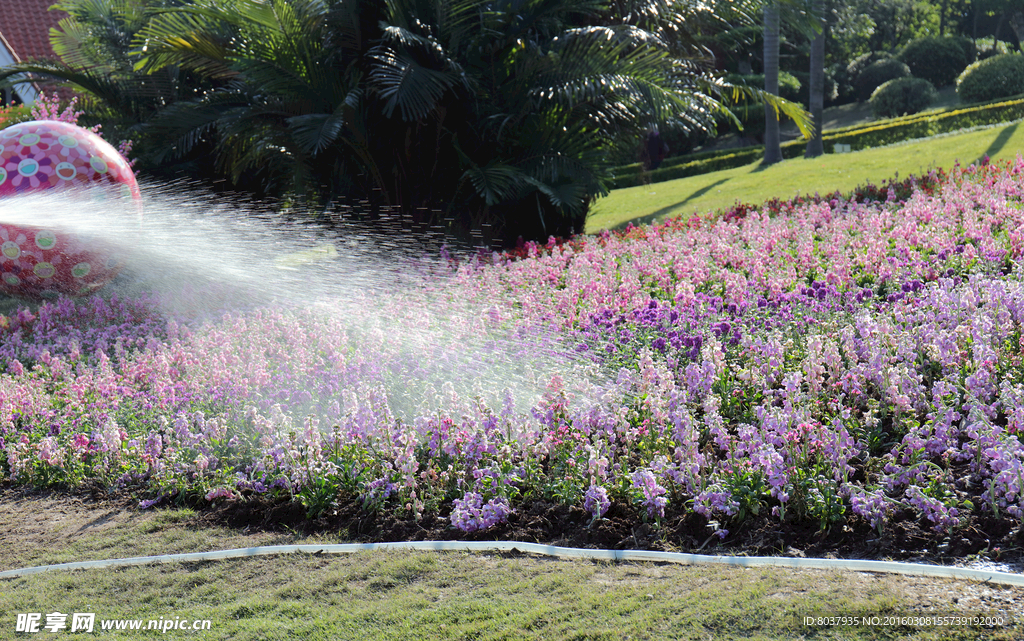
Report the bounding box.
[763,2,782,165]
[805,0,825,159]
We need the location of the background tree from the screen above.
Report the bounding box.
[805,0,824,158]
[762,2,782,165]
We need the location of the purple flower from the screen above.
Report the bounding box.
[584,485,611,521]
[630,469,668,519]
[450,492,513,532]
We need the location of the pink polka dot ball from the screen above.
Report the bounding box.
[0,120,140,300]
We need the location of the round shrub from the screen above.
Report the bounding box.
[956,53,1024,104]
[855,58,911,102]
[952,35,977,65]
[897,36,973,88]
[846,51,892,81]
[870,77,937,118]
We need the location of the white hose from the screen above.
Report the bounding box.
[2,541,1023,586]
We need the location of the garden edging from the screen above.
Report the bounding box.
[2,541,1023,587]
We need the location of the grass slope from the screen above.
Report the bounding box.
[586,119,1024,233]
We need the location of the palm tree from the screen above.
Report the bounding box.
[805,0,825,158]
[133,0,809,242]
[128,0,388,199]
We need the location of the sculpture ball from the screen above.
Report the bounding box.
[0,120,140,300]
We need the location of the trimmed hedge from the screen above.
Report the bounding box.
[957,54,1024,104]
[609,143,757,179]
[870,77,937,118]
[823,95,1024,150]
[608,95,1024,189]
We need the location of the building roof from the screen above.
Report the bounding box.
[0,0,67,63]
[0,0,69,103]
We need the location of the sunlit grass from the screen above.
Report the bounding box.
[587,119,1024,233]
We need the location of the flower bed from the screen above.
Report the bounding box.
[4,157,1024,551]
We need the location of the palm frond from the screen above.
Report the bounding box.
[463,162,530,205]
[368,49,461,121]
[725,81,813,139]
[286,92,354,155]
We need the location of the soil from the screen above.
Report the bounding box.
[207,494,1024,572]
[4,481,1021,570]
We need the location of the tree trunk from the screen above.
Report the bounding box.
[805,0,825,159]
[763,3,782,165]
[973,0,979,42]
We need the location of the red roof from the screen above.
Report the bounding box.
[0,0,68,62]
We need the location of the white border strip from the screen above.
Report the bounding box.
[2,541,1023,586]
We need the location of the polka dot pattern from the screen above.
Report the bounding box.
[0,120,140,299]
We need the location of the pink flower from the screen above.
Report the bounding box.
[36,437,61,467]
[205,487,234,501]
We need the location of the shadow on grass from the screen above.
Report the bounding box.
[978,122,1018,164]
[609,178,731,231]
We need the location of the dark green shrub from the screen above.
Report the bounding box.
[956,54,1024,104]
[897,36,973,88]
[717,102,768,140]
[855,58,911,102]
[846,51,893,81]
[828,62,856,105]
[791,70,839,107]
[660,121,715,159]
[951,35,977,65]
[870,77,937,118]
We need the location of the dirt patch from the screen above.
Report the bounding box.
[4,482,1022,569]
[0,485,141,565]
[189,491,1024,571]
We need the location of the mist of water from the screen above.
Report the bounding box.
[0,182,613,420]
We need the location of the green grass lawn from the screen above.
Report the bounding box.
[0,550,992,641]
[586,119,1024,233]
